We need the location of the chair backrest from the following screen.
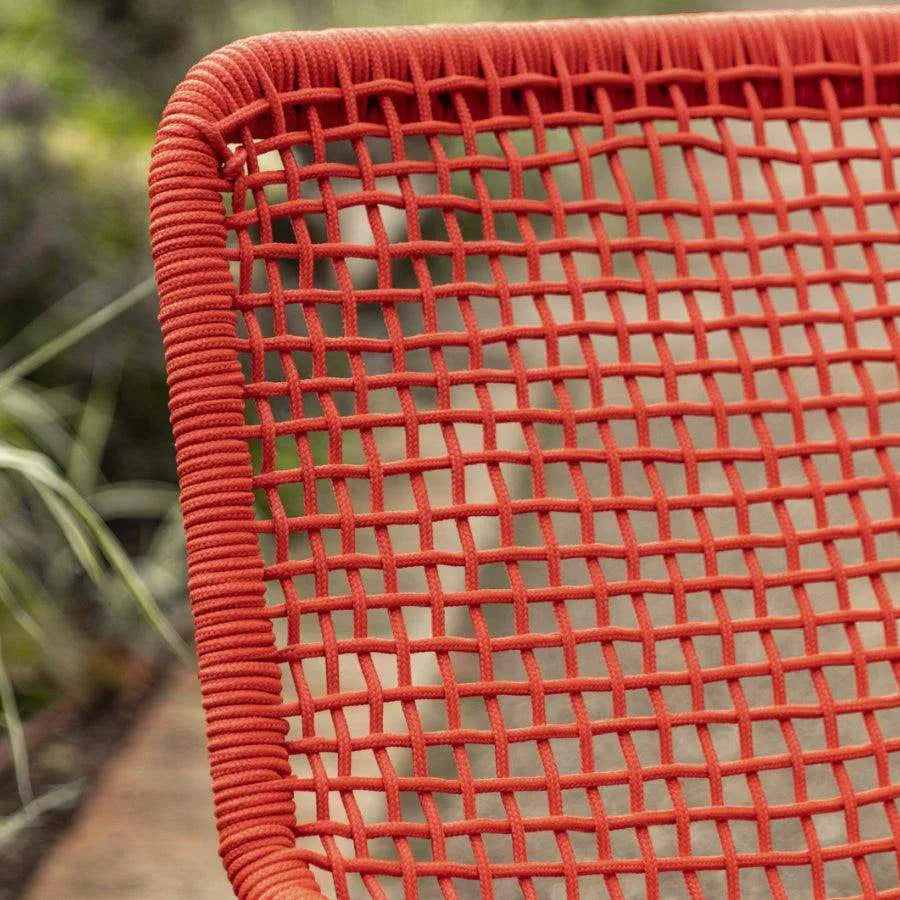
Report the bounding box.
[149,10,900,898]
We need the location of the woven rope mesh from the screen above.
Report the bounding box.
[151,13,900,899]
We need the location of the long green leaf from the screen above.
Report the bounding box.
[0,560,50,648]
[0,780,85,848]
[0,277,155,392]
[0,553,86,691]
[0,275,105,367]
[0,382,73,465]
[0,445,189,662]
[0,634,32,805]
[67,360,121,494]
[31,480,106,587]
[89,481,177,520]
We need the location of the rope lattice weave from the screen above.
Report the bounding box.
[149,9,900,899]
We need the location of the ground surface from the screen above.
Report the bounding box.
[23,667,230,899]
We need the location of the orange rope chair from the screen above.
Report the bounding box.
[149,9,900,898]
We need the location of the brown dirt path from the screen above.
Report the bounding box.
[23,667,231,899]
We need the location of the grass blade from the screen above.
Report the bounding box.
[67,360,121,494]
[0,277,155,392]
[0,445,189,662]
[0,780,85,848]
[0,634,33,805]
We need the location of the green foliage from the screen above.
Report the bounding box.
[0,280,191,829]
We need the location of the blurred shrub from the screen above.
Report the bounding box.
[0,277,190,836]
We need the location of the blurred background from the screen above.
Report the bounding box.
[0,0,870,897]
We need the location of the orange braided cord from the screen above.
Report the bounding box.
[149,10,900,898]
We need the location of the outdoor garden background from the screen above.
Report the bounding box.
[0,0,871,896]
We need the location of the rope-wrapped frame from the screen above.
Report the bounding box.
[149,9,900,898]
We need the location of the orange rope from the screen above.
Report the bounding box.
[150,10,900,898]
